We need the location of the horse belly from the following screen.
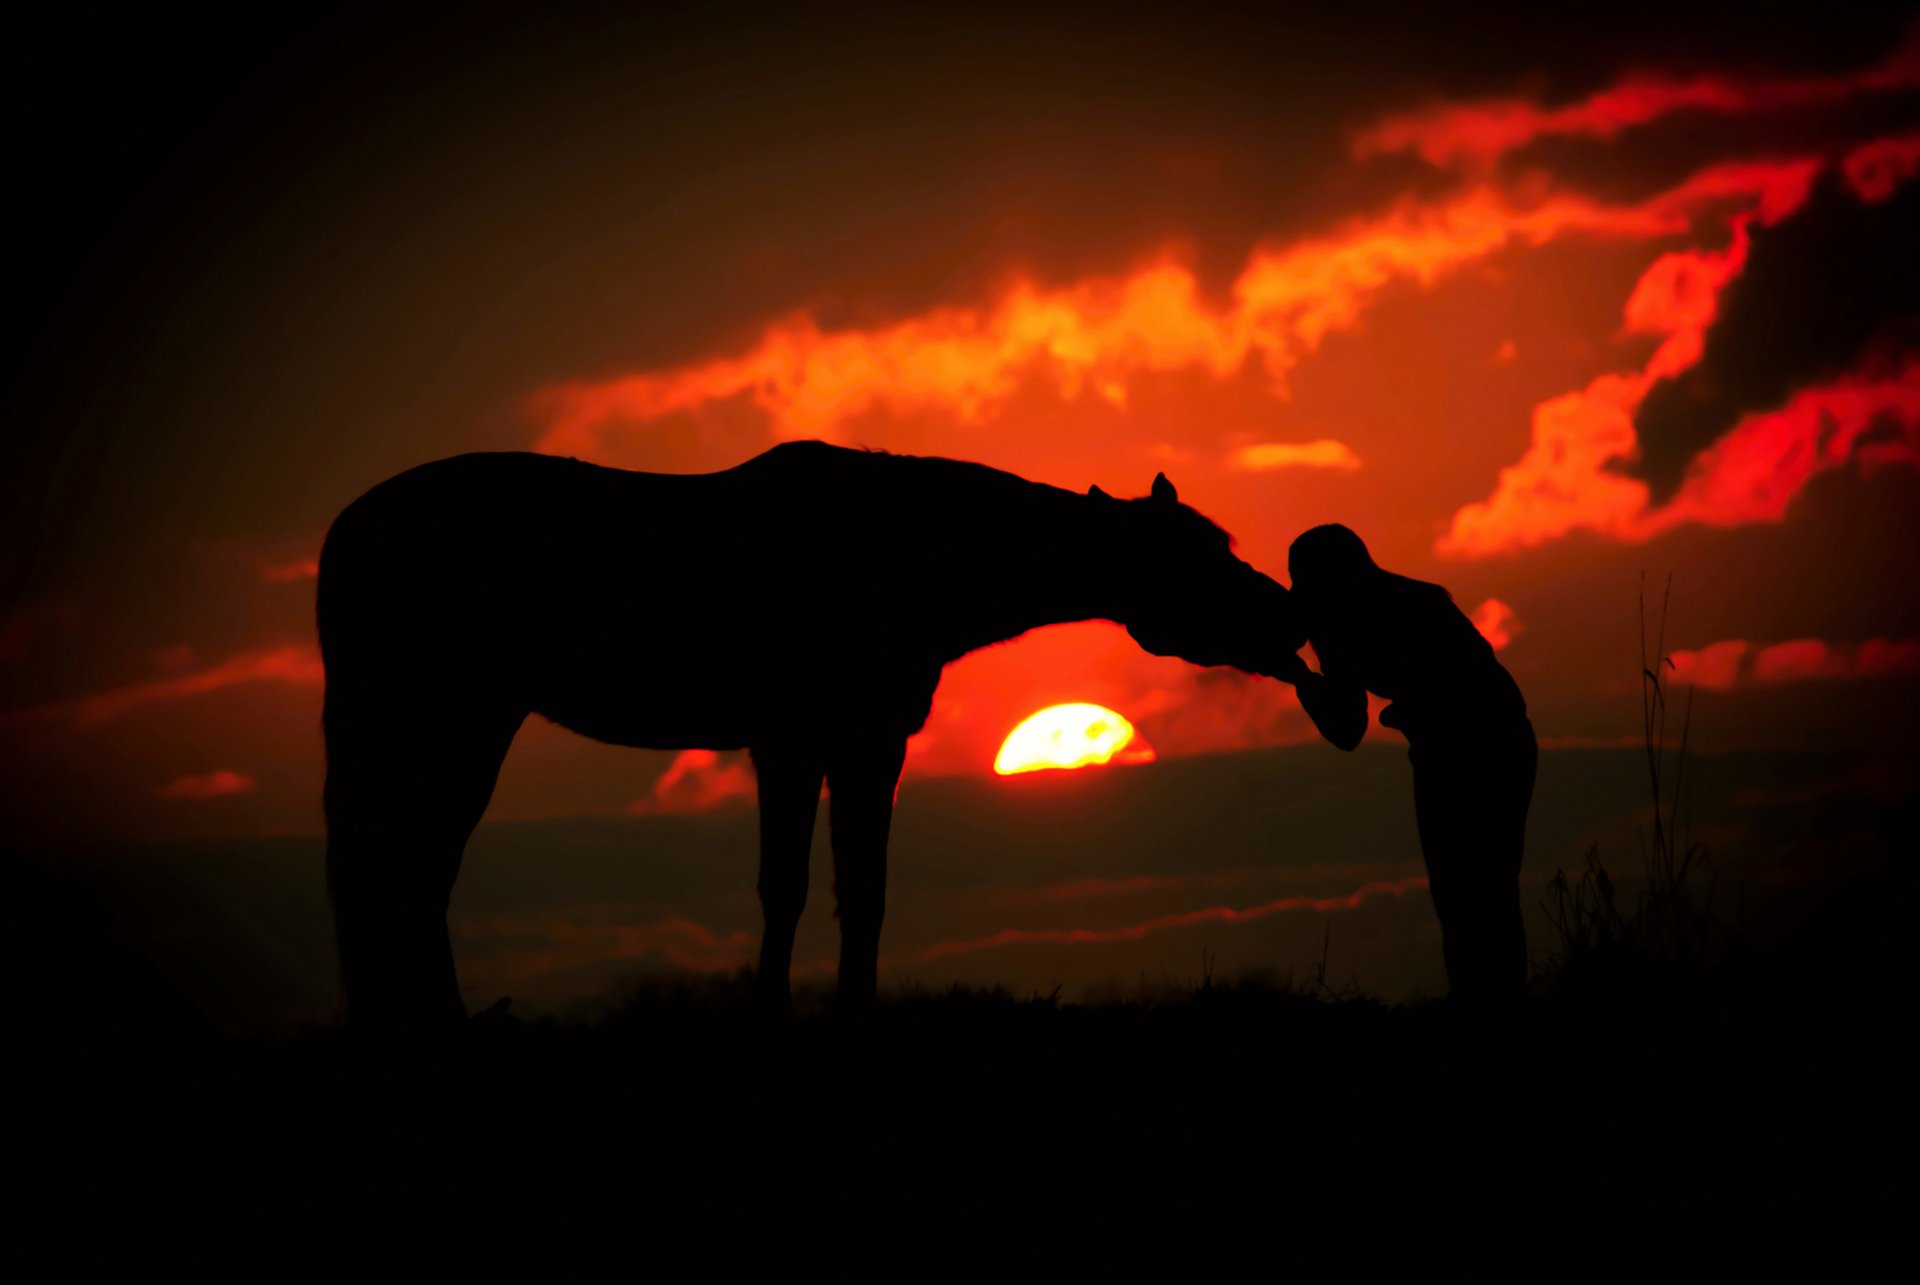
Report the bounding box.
[529,639,768,751]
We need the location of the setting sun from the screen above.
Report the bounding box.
[993,703,1156,776]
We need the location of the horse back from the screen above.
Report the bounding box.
[316,445,948,747]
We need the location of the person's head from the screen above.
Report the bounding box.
[1096,472,1304,670]
[1288,524,1379,607]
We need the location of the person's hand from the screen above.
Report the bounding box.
[1271,650,1316,686]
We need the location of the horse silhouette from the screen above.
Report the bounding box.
[318,441,1298,1029]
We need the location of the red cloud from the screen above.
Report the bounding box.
[1441,138,1920,558]
[456,910,757,980]
[1351,40,1920,171]
[10,643,325,730]
[261,557,320,583]
[1668,637,1920,690]
[1844,131,1920,202]
[1447,356,1920,557]
[1655,363,1920,529]
[630,748,759,815]
[1469,598,1521,651]
[904,877,1428,962]
[154,769,257,800]
[1666,640,1751,692]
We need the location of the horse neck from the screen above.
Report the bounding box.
[930,482,1128,658]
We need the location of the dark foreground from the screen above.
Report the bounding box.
[15,955,1905,1264]
[24,959,1899,1145]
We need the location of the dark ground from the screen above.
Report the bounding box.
[10,743,1910,1198]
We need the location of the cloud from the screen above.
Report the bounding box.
[1631,169,1920,499]
[261,557,319,583]
[630,748,759,814]
[10,643,324,729]
[1441,139,1920,557]
[1229,439,1362,472]
[1350,38,1920,171]
[534,119,1904,576]
[1666,640,1751,691]
[1650,362,1920,529]
[457,910,756,979]
[1668,636,1920,690]
[532,184,1687,466]
[153,770,257,800]
[904,877,1428,962]
[1469,598,1521,651]
[1845,130,1920,202]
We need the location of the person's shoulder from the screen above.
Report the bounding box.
[1385,573,1456,614]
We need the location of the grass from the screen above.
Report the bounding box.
[1538,575,1735,1003]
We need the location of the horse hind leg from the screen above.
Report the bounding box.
[324,689,524,1034]
[751,743,824,1014]
[826,736,908,1010]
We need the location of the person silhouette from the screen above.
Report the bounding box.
[1272,524,1536,1004]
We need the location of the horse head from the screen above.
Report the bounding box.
[1092,472,1302,676]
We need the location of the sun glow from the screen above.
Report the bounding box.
[993,703,1156,776]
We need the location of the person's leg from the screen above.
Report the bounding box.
[1413,733,1533,1004]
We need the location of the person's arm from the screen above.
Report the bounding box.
[1276,649,1368,752]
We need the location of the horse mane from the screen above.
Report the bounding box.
[771,440,1072,506]
[832,443,1235,542]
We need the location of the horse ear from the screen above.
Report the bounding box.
[1089,484,1113,501]
[1151,472,1178,505]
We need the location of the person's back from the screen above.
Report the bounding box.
[1310,572,1527,744]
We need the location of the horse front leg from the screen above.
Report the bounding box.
[750,743,824,1014]
[826,735,908,1010]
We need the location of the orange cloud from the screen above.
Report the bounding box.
[905,877,1428,962]
[630,748,759,814]
[1440,204,1761,556]
[1351,41,1920,171]
[154,769,257,800]
[536,132,1885,577]
[1469,598,1521,651]
[1668,637,1920,690]
[533,183,1689,466]
[1230,439,1362,472]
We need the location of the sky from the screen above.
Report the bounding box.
[3,2,1918,1018]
